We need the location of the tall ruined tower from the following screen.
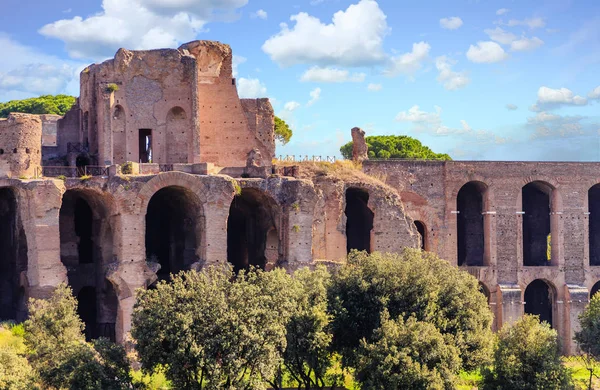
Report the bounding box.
[0,113,42,178]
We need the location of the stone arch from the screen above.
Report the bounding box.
[345,187,374,254]
[112,105,126,163]
[0,187,28,322]
[522,181,558,266]
[166,106,188,164]
[227,188,281,272]
[145,185,204,280]
[591,281,600,298]
[457,181,488,266]
[59,188,117,341]
[524,279,555,327]
[136,172,208,215]
[414,220,427,250]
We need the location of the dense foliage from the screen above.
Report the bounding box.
[328,249,493,371]
[482,315,573,390]
[274,116,293,145]
[0,95,76,118]
[576,293,600,359]
[0,324,35,389]
[340,135,451,160]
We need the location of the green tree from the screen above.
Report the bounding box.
[482,315,574,390]
[575,294,600,389]
[328,250,493,371]
[355,311,461,390]
[274,116,292,145]
[132,266,297,390]
[24,284,134,390]
[339,135,451,160]
[0,95,76,118]
[0,347,36,390]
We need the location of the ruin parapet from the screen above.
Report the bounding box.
[0,113,42,178]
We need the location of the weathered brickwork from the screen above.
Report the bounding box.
[0,113,42,178]
[363,160,600,353]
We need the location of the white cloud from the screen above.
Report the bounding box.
[484,27,516,45]
[39,0,248,60]
[505,104,518,110]
[466,41,508,63]
[262,0,389,67]
[510,36,544,51]
[527,111,561,123]
[300,66,365,83]
[589,86,600,99]
[232,55,246,77]
[496,8,509,16]
[237,77,267,98]
[307,87,321,106]
[251,9,267,19]
[536,86,587,109]
[440,16,463,30]
[395,105,442,125]
[367,83,382,91]
[506,17,545,29]
[384,41,430,77]
[527,112,586,140]
[284,101,301,111]
[435,56,470,90]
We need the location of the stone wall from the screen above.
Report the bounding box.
[0,113,42,178]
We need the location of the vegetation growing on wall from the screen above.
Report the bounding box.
[340,135,452,160]
[0,95,76,118]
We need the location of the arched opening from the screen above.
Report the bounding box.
[112,105,126,163]
[414,220,427,250]
[591,281,600,299]
[589,185,600,266]
[76,154,91,176]
[524,279,554,327]
[457,182,486,266]
[166,107,188,164]
[345,188,374,254]
[0,188,28,322]
[146,186,203,280]
[522,181,554,266]
[227,188,280,272]
[59,190,116,340]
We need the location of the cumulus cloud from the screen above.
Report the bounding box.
[300,66,365,83]
[484,27,516,45]
[307,87,321,106]
[589,86,600,99]
[506,17,545,29]
[251,9,267,19]
[283,101,301,111]
[496,8,510,16]
[510,36,544,51]
[39,0,248,60]
[435,56,470,90]
[237,77,267,98]
[466,41,508,63]
[367,83,382,91]
[384,41,430,77]
[505,104,518,110]
[262,0,389,67]
[532,86,588,110]
[440,16,463,30]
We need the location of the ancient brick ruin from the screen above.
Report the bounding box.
[0,40,595,354]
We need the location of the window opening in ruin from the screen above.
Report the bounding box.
[227,188,280,272]
[414,220,427,250]
[591,281,600,299]
[146,186,201,281]
[523,182,553,266]
[78,286,98,341]
[589,185,600,266]
[0,188,28,322]
[139,129,152,163]
[457,182,486,266]
[524,279,553,327]
[345,188,374,254]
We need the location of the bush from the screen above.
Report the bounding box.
[328,249,493,371]
[576,293,600,359]
[482,315,574,390]
[0,348,36,390]
[106,83,120,93]
[121,161,133,175]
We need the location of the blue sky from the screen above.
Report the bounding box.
[1,0,599,161]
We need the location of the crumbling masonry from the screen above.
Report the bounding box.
[0,40,595,354]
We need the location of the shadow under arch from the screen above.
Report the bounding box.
[457,181,489,266]
[524,279,556,328]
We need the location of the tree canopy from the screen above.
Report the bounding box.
[0,95,76,118]
[274,116,292,145]
[340,135,451,160]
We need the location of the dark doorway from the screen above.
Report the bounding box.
[457,182,485,266]
[479,282,491,304]
[414,220,426,250]
[524,279,553,327]
[591,281,600,299]
[146,186,201,280]
[523,182,552,266]
[227,189,279,272]
[78,286,97,341]
[345,188,374,254]
[139,129,152,163]
[0,188,28,322]
[589,185,600,266]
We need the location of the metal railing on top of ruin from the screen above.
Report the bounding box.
[67,142,89,154]
[36,165,109,178]
[276,155,336,163]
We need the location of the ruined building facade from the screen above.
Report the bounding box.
[0,40,595,354]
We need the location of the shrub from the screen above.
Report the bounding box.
[121,161,133,175]
[482,315,574,390]
[576,293,600,359]
[0,348,36,390]
[106,83,119,93]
